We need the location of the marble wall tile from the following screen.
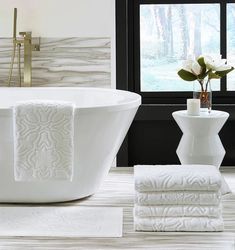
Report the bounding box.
[0,37,111,88]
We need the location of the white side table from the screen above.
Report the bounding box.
[172,110,230,194]
[173,110,229,167]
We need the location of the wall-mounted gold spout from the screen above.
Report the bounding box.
[19,32,32,87]
[7,8,40,87]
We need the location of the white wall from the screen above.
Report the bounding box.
[0,0,113,37]
[0,0,116,87]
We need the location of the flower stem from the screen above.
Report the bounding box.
[198,80,204,92]
[205,78,210,92]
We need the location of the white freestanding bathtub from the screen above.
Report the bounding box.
[0,87,141,203]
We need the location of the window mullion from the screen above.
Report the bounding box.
[221,1,227,92]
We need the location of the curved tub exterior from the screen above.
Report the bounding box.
[0,88,141,202]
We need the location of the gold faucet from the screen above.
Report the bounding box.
[7,8,40,87]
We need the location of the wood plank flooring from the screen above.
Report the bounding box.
[0,167,235,250]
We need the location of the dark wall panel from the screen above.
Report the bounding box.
[220,121,235,166]
[128,120,181,165]
[128,120,235,166]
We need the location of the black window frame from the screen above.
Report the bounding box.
[116,0,235,104]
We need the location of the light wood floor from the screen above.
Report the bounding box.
[0,167,235,250]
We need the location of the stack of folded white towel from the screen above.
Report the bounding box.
[134,165,224,232]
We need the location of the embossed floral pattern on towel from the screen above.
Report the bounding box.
[135,191,221,205]
[14,101,74,181]
[134,165,222,192]
[134,204,222,218]
[134,216,224,232]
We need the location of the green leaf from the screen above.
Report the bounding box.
[215,67,234,78]
[197,57,206,68]
[198,69,208,79]
[177,69,197,81]
[197,57,207,79]
[208,72,221,79]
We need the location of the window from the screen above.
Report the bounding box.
[122,0,235,104]
[140,4,220,92]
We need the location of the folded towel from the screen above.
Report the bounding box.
[13,100,75,181]
[134,204,222,218]
[134,216,224,232]
[134,165,222,192]
[135,190,221,205]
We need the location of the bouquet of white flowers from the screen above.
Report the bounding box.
[178,55,234,110]
[178,55,233,88]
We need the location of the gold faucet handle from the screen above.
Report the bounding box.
[19,31,32,39]
[32,37,40,51]
[32,44,40,51]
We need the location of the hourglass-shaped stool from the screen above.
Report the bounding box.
[173,110,229,194]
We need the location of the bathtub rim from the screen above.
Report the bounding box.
[0,87,141,116]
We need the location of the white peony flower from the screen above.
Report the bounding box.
[182,59,201,76]
[214,64,232,71]
[204,55,232,72]
[178,55,234,82]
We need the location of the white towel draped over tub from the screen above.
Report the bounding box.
[13,101,75,181]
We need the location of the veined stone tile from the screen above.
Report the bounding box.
[0,37,111,88]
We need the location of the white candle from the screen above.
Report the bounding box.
[187,99,200,116]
